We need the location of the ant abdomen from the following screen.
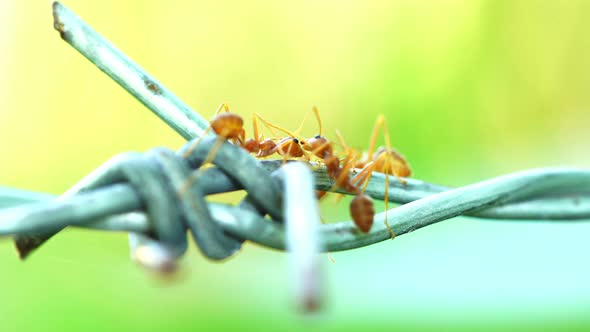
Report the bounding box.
[350,194,375,233]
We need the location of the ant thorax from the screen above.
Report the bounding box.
[373,147,411,177]
[276,137,304,158]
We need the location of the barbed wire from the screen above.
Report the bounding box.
[1,2,589,313]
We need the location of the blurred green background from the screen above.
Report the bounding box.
[1,0,590,331]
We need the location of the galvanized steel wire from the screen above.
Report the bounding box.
[1,1,589,312]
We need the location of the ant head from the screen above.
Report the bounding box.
[302,135,332,158]
[211,113,244,139]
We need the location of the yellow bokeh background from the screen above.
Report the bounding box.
[1,1,590,330]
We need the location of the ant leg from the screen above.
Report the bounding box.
[333,193,346,204]
[215,103,230,115]
[380,115,407,186]
[350,162,375,191]
[182,126,212,159]
[301,140,332,164]
[326,253,336,264]
[252,113,261,141]
[281,150,291,165]
[366,115,385,159]
[328,154,357,204]
[354,159,395,239]
[252,113,282,138]
[316,190,328,200]
[383,173,395,240]
[199,133,228,167]
[393,172,407,186]
[383,116,391,151]
[329,155,355,193]
[178,129,228,196]
[334,129,349,151]
[377,156,396,239]
[183,104,231,159]
[309,140,332,157]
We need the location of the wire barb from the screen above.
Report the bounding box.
[51,1,211,141]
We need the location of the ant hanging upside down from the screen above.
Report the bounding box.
[182,104,411,236]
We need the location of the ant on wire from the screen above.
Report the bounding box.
[181,104,411,237]
[337,115,412,238]
[254,108,381,234]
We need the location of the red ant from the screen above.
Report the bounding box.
[341,115,412,238]
[179,104,304,194]
[182,104,279,161]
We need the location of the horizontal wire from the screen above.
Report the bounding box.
[4,160,588,236]
[264,162,590,220]
[2,165,590,252]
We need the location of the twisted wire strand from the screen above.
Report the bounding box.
[2,135,590,255]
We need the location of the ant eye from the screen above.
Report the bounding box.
[293,138,299,144]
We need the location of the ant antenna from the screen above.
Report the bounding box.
[254,113,299,138]
[312,106,323,136]
[382,116,392,151]
[292,109,312,137]
[334,130,349,150]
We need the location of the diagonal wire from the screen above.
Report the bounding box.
[51,2,210,140]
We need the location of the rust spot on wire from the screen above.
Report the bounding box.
[144,78,162,95]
